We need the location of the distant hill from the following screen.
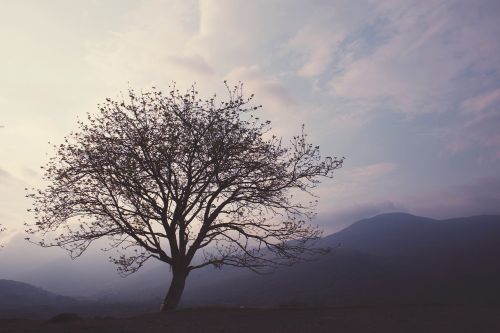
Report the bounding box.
[0,279,76,307]
[0,279,79,318]
[0,235,126,298]
[4,212,500,316]
[0,279,158,319]
[178,213,500,307]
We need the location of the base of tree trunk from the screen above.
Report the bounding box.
[161,269,189,311]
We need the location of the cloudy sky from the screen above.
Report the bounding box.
[1,0,500,245]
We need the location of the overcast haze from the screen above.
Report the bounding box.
[1,0,500,250]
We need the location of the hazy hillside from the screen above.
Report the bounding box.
[180,213,500,307]
[0,279,160,319]
[0,279,76,307]
[2,212,499,318]
[0,279,79,318]
[84,213,500,307]
[0,235,128,298]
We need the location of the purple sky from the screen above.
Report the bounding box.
[1,0,500,244]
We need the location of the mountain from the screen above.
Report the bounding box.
[0,279,161,319]
[0,235,127,298]
[5,213,499,313]
[0,279,79,318]
[0,279,76,307]
[178,213,500,307]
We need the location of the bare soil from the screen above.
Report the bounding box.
[1,305,499,333]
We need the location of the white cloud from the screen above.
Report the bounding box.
[407,177,500,219]
[223,65,303,139]
[166,54,214,77]
[330,2,454,112]
[1,0,500,252]
[462,88,500,114]
[446,109,500,156]
[84,0,210,88]
[225,65,293,108]
[318,200,407,233]
[193,0,300,70]
[331,1,499,110]
[323,0,500,159]
[290,25,342,78]
[349,163,397,180]
[445,87,500,156]
[315,162,400,220]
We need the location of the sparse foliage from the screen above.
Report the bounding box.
[26,83,343,310]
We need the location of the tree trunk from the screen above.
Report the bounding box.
[160,268,189,311]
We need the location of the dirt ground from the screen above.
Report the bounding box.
[1,305,500,333]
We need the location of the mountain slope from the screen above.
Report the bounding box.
[0,279,80,318]
[181,213,500,306]
[0,279,160,319]
[0,279,77,307]
[84,213,500,307]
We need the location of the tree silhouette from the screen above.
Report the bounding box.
[26,83,343,310]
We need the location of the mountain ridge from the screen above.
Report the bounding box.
[2,212,499,316]
[0,279,77,307]
[180,212,500,307]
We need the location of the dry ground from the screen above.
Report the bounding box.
[1,305,500,333]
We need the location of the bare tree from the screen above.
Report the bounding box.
[26,83,343,310]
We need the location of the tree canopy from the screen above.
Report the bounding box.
[26,83,343,310]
